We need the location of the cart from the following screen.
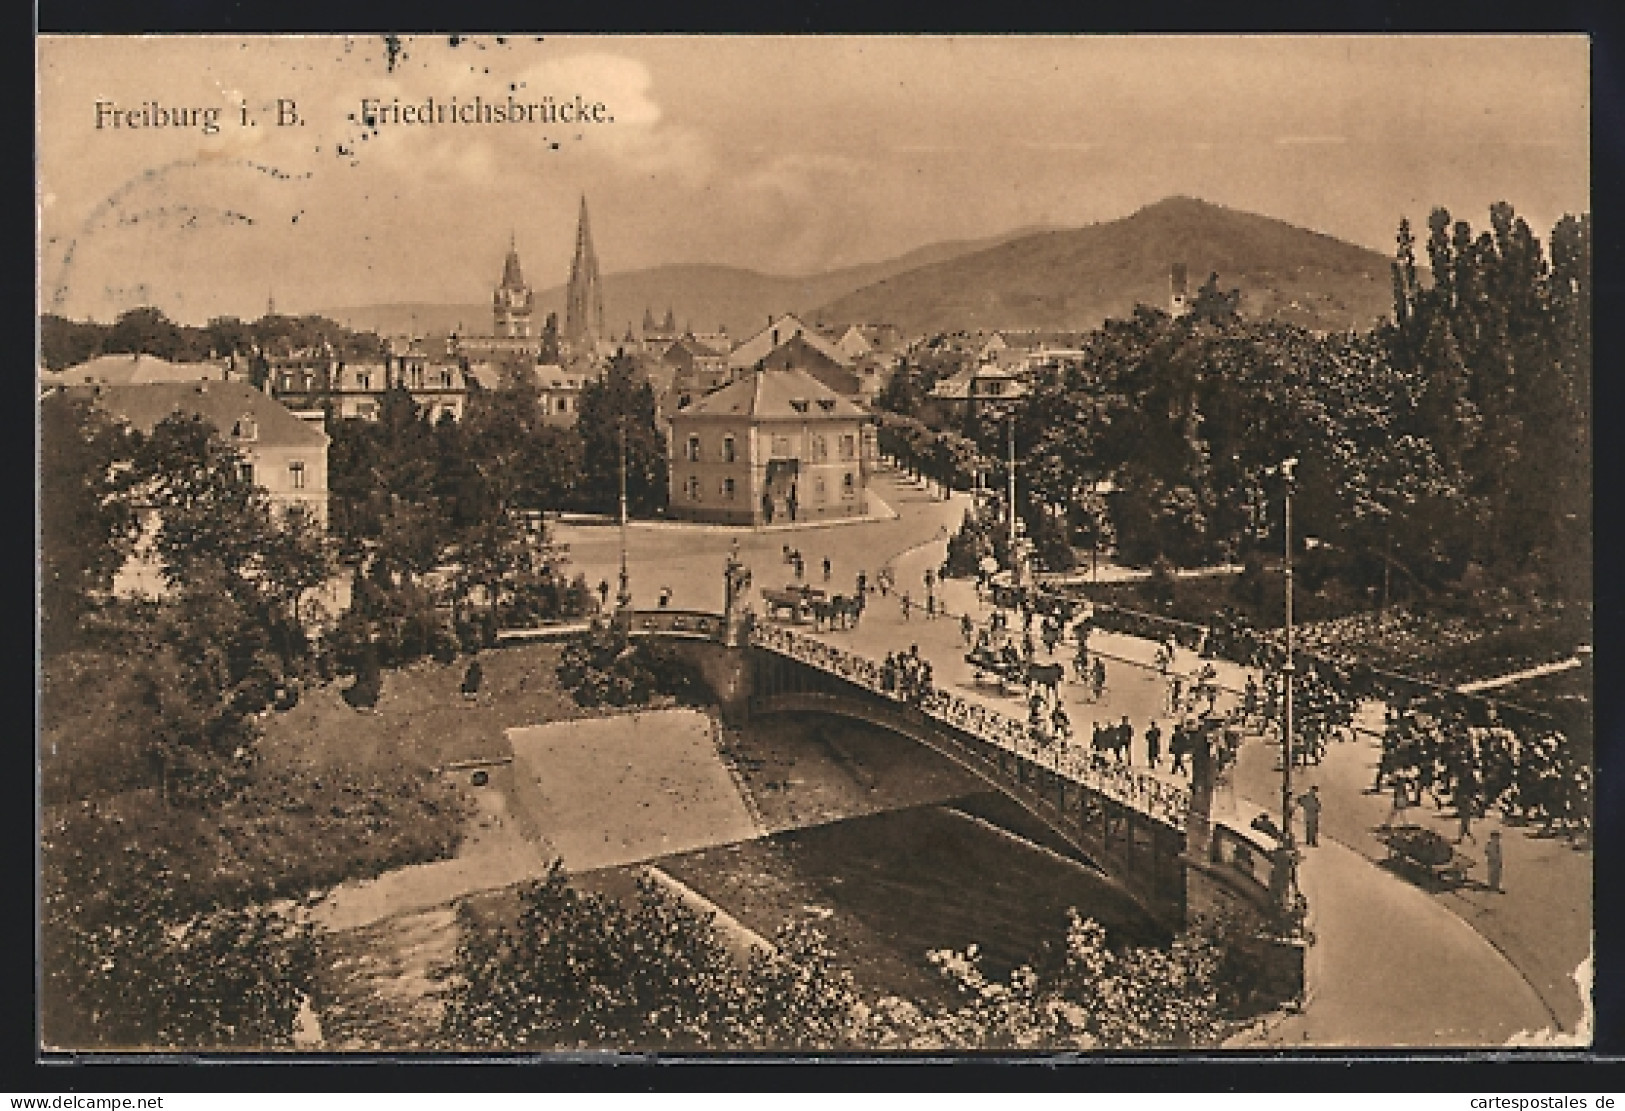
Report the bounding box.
[1381,824,1471,886]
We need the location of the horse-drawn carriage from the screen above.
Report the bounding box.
[964,646,1064,702]
[761,584,822,623]
[761,584,861,630]
[1381,824,1472,887]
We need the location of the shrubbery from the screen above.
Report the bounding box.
[555,622,710,708]
[436,865,1247,1051]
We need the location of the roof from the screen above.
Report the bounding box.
[462,363,504,390]
[674,368,868,422]
[664,336,726,360]
[75,379,329,449]
[928,369,975,400]
[50,353,229,388]
[500,244,526,290]
[728,314,852,370]
[836,326,873,359]
[536,364,586,390]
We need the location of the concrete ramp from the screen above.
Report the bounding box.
[506,708,762,874]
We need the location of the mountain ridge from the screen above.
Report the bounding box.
[318,225,1058,341]
[809,196,1400,335]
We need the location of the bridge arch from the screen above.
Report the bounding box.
[621,609,1292,966]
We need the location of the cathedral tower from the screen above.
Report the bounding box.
[564,195,606,356]
[493,233,535,337]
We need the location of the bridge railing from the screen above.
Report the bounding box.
[750,622,1190,829]
[628,609,729,639]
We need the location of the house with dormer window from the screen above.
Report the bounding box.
[666,368,874,525]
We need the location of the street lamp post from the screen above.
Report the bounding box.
[617,420,632,615]
[1275,456,1304,934]
[1006,412,1019,585]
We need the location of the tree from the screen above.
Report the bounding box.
[129,414,280,592]
[539,311,561,363]
[574,353,667,516]
[1189,272,1242,321]
[39,392,136,654]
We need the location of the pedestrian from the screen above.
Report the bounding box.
[901,591,912,621]
[1091,657,1106,702]
[856,570,868,598]
[794,554,805,581]
[1298,785,1322,847]
[1485,830,1504,892]
[597,579,611,610]
[658,585,673,609]
[1170,725,1189,775]
[1052,703,1071,742]
[1118,716,1134,765]
[1383,777,1410,828]
[1456,790,1478,844]
[960,612,975,647]
[1145,720,1163,769]
[926,592,937,619]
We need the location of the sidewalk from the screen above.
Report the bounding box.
[817,531,1589,1045]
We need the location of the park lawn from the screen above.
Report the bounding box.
[46,644,599,923]
[258,642,593,776]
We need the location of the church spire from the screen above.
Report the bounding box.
[494,235,534,337]
[564,194,605,357]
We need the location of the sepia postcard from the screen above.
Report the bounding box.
[36,33,1592,1055]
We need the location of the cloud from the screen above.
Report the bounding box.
[324,47,716,189]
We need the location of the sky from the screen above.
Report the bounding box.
[37,34,1590,325]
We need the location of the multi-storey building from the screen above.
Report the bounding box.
[667,368,874,526]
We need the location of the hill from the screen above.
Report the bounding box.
[319,227,1054,342]
[810,196,1399,336]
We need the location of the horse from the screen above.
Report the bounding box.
[1093,722,1131,763]
[1027,662,1064,705]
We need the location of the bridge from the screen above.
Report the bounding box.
[616,603,1305,999]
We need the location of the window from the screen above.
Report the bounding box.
[722,435,736,463]
[686,434,701,462]
[357,372,372,390]
[810,434,827,461]
[289,461,306,490]
[232,416,258,441]
[441,370,454,388]
[238,462,255,485]
[558,397,569,413]
[723,477,736,500]
[839,434,856,460]
[815,476,827,501]
[687,476,701,501]
[842,472,856,498]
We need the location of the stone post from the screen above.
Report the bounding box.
[1185,727,1216,864]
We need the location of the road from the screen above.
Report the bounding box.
[558,465,1588,1045]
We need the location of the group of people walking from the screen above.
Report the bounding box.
[880,645,935,705]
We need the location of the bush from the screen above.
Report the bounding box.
[343,643,382,709]
[556,623,654,708]
[1141,556,1177,612]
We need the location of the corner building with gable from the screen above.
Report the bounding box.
[667,368,875,526]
